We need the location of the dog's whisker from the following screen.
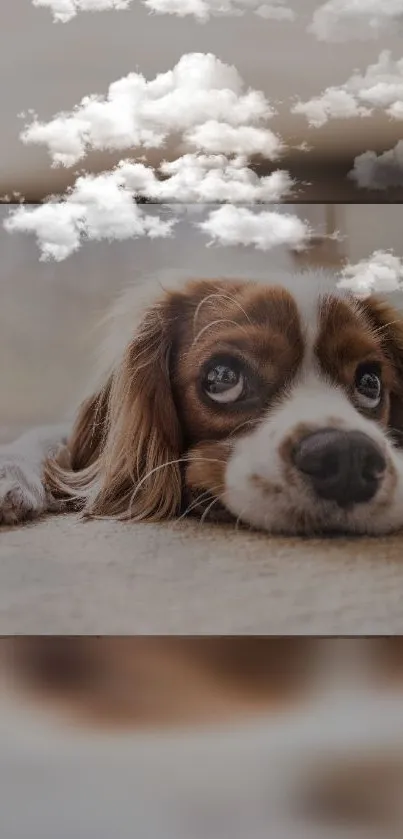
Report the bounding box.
[175,484,225,525]
[185,456,228,467]
[369,319,401,338]
[191,318,250,350]
[199,494,223,527]
[175,495,212,525]
[128,455,228,513]
[192,292,253,334]
[126,457,187,517]
[234,507,249,533]
[388,426,403,437]
[177,488,216,522]
[229,419,258,438]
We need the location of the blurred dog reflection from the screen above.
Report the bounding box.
[1,638,403,838]
[2,638,308,727]
[2,637,403,727]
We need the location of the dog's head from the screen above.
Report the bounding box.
[46,275,403,535]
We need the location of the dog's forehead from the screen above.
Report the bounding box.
[174,278,374,375]
[186,278,299,319]
[184,276,355,339]
[268,280,373,354]
[278,278,356,337]
[183,277,307,330]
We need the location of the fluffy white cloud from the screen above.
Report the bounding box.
[292,90,370,128]
[3,159,294,260]
[198,205,310,250]
[155,156,293,201]
[337,251,403,296]
[309,0,403,42]
[185,122,283,157]
[32,0,295,23]
[143,0,295,21]
[3,177,176,262]
[21,53,281,167]
[349,140,403,190]
[32,0,131,22]
[292,51,403,127]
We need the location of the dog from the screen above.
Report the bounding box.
[2,269,403,536]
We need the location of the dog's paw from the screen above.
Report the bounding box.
[0,454,51,526]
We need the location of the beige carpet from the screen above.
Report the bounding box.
[1,513,403,633]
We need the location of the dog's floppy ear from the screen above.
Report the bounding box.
[45,293,183,520]
[358,295,403,446]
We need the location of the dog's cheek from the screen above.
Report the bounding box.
[185,441,231,492]
[223,433,277,530]
[182,441,234,519]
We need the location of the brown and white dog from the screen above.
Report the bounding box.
[2,269,403,536]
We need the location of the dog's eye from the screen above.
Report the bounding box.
[202,359,245,404]
[354,363,382,409]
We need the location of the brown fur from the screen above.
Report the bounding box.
[43,280,403,524]
[44,279,305,521]
[45,297,184,520]
[317,295,396,427]
[356,296,403,445]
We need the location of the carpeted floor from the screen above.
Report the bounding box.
[1,513,403,633]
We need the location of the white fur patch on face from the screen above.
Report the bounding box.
[223,291,403,536]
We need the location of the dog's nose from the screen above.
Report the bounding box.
[293,429,386,507]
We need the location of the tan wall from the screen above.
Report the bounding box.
[338,205,403,262]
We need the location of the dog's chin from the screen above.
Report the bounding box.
[241,507,402,539]
[233,513,399,539]
[184,488,400,538]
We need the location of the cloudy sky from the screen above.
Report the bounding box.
[1,1,403,292]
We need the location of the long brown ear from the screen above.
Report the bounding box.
[45,295,183,520]
[358,295,403,446]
